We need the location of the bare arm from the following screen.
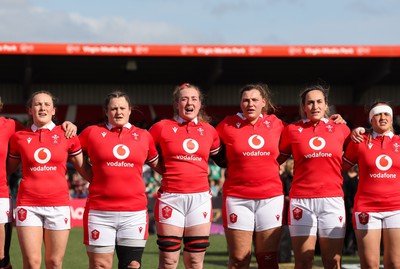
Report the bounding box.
[341,160,354,173]
[148,158,164,175]
[210,144,227,168]
[61,121,78,139]
[351,127,365,143]
[6,157,21,177]
[68,153,93,182]
[277,154,289,165]
[330,114,347,125]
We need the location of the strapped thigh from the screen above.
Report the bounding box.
[183,236,210,252]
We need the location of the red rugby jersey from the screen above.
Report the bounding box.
[343,132,400,212]
[217,113,284,199]
[149,117,221,193]
[8,122,82,206]
[279,118,350,198]
[79,123,159,211]
[0,117,24,198]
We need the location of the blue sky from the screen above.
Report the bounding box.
[1,0,399,45]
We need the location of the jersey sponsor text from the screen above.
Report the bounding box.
[369,172,396,179]
[304,151,332,158]
[176,155,202,162]
[106,161,134,167]
[242,150,271,157]
[29,165,57,171]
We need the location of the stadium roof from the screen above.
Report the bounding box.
[1,42,400,88]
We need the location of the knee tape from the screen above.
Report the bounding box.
[157,235,182,252]
[183,236,210,253]
[115,245,144,269]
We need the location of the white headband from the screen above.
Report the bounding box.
[369,105,393,122]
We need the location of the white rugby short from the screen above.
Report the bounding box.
[15,206,71,230]
[354,210,400,230]
[155,191,212,228]
[84,209,148,252]
[288,197,346,238]
[223,195,284,232]
[0,198,12,224]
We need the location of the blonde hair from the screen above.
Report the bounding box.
[172,83,210,123]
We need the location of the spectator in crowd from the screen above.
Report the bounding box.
[341,165,358,255]
[146,170,162,198]
[79,91,161,269]
[342,102,400,268]
[149,83,221,269]
[208,159,225,191]
[215,83,285,269]
[278,84,351,269]
[70,171,89,199]
[6,91,90,269]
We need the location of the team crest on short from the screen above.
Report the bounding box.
[229,213,237,223]
[91,229,100,240]
[18,208,27,222]
[358,212,369,225]
[292,207,303,220]
[162,206,173,219]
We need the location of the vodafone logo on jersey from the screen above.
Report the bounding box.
[34,147,51,164]
[30,148,57,171]
[106,144,134,167]
[241,135,271,157]
[248,135,264,149]
[176,139,202,162]
[113,144,130,160]
[304,137,332,159]
[369,154,396,178]
[182,139,199,154]
[309,137,326,150]
[375,155,392,171]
